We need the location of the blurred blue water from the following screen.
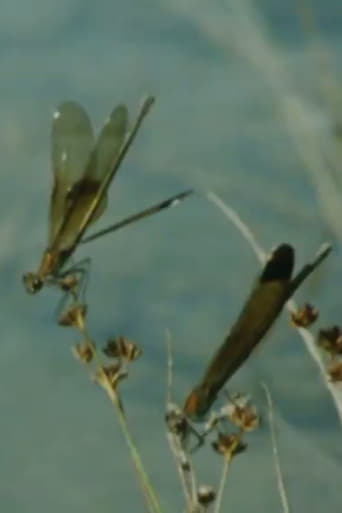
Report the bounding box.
[1,0,342,511]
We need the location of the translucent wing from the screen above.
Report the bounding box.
[81,104,128,223]
[88,104,128,182]
[51,104,128,252]
[49,102,94,245]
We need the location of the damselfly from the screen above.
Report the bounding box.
[183,242,331,420]
[23,96,192,294]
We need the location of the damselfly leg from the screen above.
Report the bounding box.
[52,258,91,316]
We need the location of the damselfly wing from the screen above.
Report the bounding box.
[23,97,192,294]
[49,102,128,253]
[183,243,331,420]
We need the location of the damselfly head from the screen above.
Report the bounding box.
[22,272,43,294]
[23,251,60,294]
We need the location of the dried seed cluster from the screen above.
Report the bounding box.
[291,303,318,328]
[290,305,342,383]
[58,299,141,399]
[317,326,342,382]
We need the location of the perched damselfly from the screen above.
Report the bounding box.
[184,243,331,420]
[23,96,192,294]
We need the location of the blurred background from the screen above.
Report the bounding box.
[1,0,342,511]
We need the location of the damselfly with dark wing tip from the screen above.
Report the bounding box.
[183,243,331,420]
[23,97,192,296]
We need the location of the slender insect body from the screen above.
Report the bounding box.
[23,97,193,296]
[183,243,331,420]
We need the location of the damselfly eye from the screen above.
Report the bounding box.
[23,273,43,294]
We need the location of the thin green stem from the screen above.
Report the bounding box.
[76,325,162,513]
[214,457,230,513]
[261,383,290,513]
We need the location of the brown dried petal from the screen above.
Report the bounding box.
[221,394,259,432]
[59,274,78,292]
[58,304,87,330]
[328,361,342,382]
[94,364,127,390]
[291,304,318,328]
[72,341,94,363]
[103,336,141,362]
[229,404,259,432]
[212,432,246,459]
[317,326,342,355]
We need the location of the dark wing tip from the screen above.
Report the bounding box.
[173,189,193,202]
[160,189,194,210]
[260,243,295,282]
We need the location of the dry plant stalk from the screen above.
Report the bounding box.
[261,383,291,513]
[166,333,260,513]
[58,296,162,513]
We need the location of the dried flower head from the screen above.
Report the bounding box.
[221,394,259,432]
[212,432,246,460]
[94,364,126,390]
[58,304,87,330]
[229,403,258,432]
[59,274,79,293]
[197,485,216,506]
[291,304,318,328]
[103,336,141,362]
[317,326,342,356]
[328,361,342,382]
[72,340,94,363]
